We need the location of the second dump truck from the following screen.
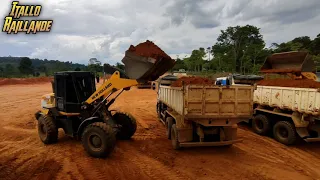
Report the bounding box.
[156,76,255,149]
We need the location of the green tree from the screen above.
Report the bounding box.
[18,57,34,75]
[5,64,15,75]
[88,64,102,73]
[0,66,3,77]
[115,62,125,71]
[292,36,312,50]
[74,67,81,71]
[310,34,320,55]
[212,25,265,73]
[172,58,186,71]
[188,48,206,72]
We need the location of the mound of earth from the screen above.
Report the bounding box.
[257,79,320,88]
[127,40,172,62]
[0,77,53,86]
[171,76,215,87]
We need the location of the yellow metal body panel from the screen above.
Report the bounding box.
[58,111,80,116]
[85,71,138,104]
[301,72,317,81]
[41,108,49,115]
[287,72,317,81]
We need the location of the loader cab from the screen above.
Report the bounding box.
[54,71,96,113]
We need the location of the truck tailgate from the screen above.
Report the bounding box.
[159,85,254,119]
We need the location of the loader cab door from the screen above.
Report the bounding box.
[54,72,96,113]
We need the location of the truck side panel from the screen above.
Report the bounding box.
[158,86,184,115]
[254,86,320,115]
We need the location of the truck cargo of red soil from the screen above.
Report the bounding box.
[232,52,320,145]
[155,75,255,149]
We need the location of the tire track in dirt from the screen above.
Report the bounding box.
[56,157,85,180]
[73,157,110,180]
[236,129,320,179]
[119,143,189,180]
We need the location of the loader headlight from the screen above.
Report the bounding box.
[81,105,87,110]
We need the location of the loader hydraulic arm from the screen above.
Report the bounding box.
[85,71,138,105]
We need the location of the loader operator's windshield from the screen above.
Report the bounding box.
[73,76,95,103]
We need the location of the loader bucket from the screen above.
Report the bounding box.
[121,40,176,81]
[260,51,316,73]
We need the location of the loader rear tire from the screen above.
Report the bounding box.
[166,117,173,139]
[252,114,270,135]
[37,115,58,144]
[171,124,180,150]
[273,121,297,145]
[82,122,116,158]
[113,112,137,140]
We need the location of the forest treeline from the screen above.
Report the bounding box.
[1,24,319,77]
[172,25,320,74]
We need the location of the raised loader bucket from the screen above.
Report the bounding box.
[121,40,176,81]
[260,51,315,73]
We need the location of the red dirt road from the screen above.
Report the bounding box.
[0,83,320,180]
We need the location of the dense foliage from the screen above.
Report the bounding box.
[172,25,320,74]
[0,56,126,77]
[1,24,319,77]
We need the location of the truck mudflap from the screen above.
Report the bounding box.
[179,139,243,147]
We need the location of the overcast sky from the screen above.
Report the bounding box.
[0,0,319,65]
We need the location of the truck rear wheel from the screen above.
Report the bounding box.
[37,115,58,144]
[171,124,180,150]
[82,122,116,158]
[113,112,137,140]
[273,121,297,145]
[166,117,173,139]
[252,114,270,135]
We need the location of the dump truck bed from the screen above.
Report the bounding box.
[158,85,254,120]
[254,85,320,115]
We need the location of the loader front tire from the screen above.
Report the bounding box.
[171,124,180,150]
[252,114,270,135]
[273,121,297,145]
[82,122,116,158]
[113,112,137,140]
[37,115,58,144]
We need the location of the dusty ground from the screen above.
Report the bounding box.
[0,82,320,180]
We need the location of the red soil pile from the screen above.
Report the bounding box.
[0,77,53,86]
[260,68,302,73]
[127,40,172,61]
[257,79,320,88]
[171,76,215,87]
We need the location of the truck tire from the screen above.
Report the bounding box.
[156,103,161,119]
[171,124,180,150]
[252,114,270,135]
[82,122,116,158]
[166,117,173,139]
[113,112,137,140]
[37,115,58,144]
[273,121,297,145]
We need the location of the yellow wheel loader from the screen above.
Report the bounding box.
[35,44,175,158]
